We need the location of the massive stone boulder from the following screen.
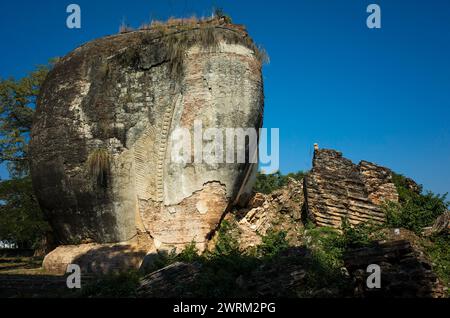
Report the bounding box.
[304,148,399,228]
[30,18,264,272]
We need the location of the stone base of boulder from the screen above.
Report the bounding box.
[42,235,155,275]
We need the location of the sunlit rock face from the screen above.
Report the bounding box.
[30,20,264,253]
[304,148,399,228]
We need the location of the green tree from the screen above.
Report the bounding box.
[0,177,49,249]
[0,65,50,177]
[384,173,449,234]
[254,170,306,194]
[0,64,52,248]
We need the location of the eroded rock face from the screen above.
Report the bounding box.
[30,21,264,255]
[232,178,305,250]
[423,211,450,236]
[304,149,399,228]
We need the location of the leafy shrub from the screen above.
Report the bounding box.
[177,241,201,263]
[424,233,450,294]
[257,230,289,258]
[0,177,49,249]
[341,217,384,247]
[300,224,350,294]
[181,221,255,297]
[212,220,240,256]
[304,225,345,271]
[384,173,448,234]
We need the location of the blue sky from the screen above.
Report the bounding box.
[0,0,449,195]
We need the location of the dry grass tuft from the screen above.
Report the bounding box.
[120,13,269,79]
[119,22,134,34]
[254,45,270,65]
[87,148,110,188]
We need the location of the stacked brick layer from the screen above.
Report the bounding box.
[305,149,399,228]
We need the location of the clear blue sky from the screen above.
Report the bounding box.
[1,0,449,196]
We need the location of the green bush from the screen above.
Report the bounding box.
[384,173,448,234]
[254,170,306,194]
[425,234,450,294]
[304,224,345,270]
[257,230,289,258]
[0,177,49,249]
[177,241,201,263]
[212,220,240,256]
[300,224,350,294]
[168,226,294,297]
[341,217,384,248]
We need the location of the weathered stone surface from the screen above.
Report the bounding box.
[359,160,399,205]
[344,240,445,298]
[404,177,422,194]
[30,18,264,263]
[42,234,153,275]
[304,148,398,229]
[423,210,450,236]
[137,262,202,298]
[234,178,305,249]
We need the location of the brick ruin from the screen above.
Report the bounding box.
[304,148,399,228]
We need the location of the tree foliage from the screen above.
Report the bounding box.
[384,173,449,234]
[0,177,48,248]
[0,65,51,248]
[254,170,306,194]
[0,65,50,177]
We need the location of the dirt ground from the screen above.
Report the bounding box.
[0,256,79,298]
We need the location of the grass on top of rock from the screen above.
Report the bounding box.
[118,11,268,81]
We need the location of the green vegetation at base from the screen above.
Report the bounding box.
[82,222,351,298]
[80,170,449,298]
[424,234,450,294]
[341,217,385,248]
[0,64,52,250]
